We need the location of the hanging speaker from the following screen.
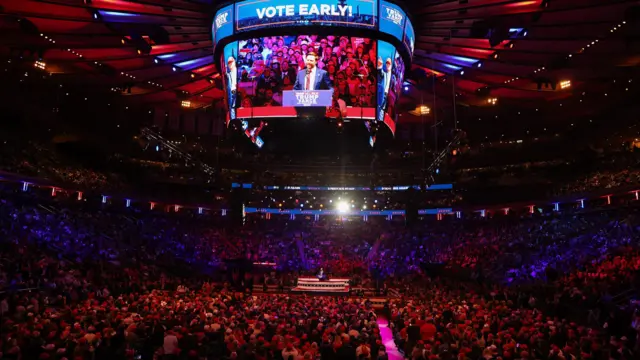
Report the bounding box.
[405,187,419,226]
[229,187,246,228]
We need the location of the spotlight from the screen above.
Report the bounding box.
[459,70,465,75]
[172,67,177,72]
[404,86,409,91]
[154,59,159,64]
[337,201,349,214]
[477,62,482,68]
[409,105,430,116]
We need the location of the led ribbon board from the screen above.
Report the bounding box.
[235,0,377,32]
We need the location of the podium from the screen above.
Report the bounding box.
[282,90,333,107]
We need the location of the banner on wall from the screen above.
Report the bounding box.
[235,0,377,32]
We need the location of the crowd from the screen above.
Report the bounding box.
[555,168,640,196]
[1,166,640,359]
[0,138,123,191]
[235,35,377,108]
[0,187,392,360]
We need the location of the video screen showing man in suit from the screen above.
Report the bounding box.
[221,42,238,121]
[376,41,396,122]
[377,57,392,121]
[293,52,332,91]
[227,56,238,118]
[234,35,376,113]
[387,50,405,126]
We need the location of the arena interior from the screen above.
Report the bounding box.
[0,0,640,359]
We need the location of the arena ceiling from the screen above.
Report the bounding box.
[0,0,638,120]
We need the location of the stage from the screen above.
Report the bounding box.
[291,277,350,295]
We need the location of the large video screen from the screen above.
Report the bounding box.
[221,41,239,123]
[235,0,377,32]
[213,0,415,60]
[213,4,234,53]
[379,1,405,44]
[376,40,395,122]
[388,46,405,131]
[229,35,377,119]
[376,40,404,134]
[403,16,414,56]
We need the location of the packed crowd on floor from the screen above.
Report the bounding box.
[1,182,640,359]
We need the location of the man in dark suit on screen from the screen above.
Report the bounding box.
[226,56,238,119]
[293,52,332,91]
[377,57,392,121]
